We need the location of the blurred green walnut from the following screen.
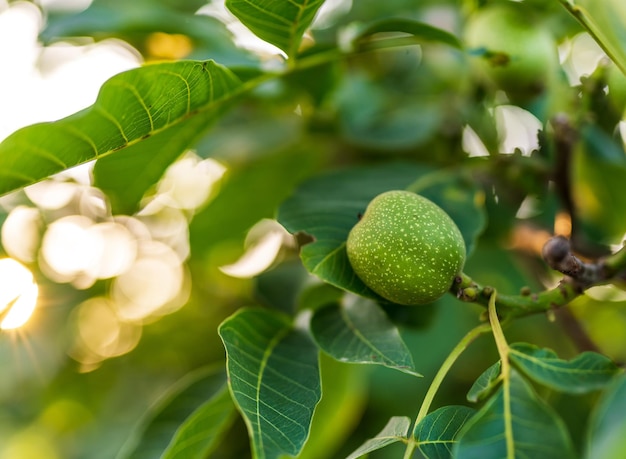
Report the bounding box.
[346,190,466,305]
[464,3,559,102]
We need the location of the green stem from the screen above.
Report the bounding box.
[452,274,581,318]
[402,322,492,459]
[487,291,514,459]
[557,0,626,76]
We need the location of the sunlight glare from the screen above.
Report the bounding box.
[0,3,140,143]
[0,258,39,330]
[2,283,39,330]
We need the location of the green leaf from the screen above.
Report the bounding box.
[277,163,486,298]
[509,342,620,394]
[297,282,345,313]
[455,370,576,459]
[0,60,242,198]
[351,18,462,50]
[413,405,476,459]
[570,0,626,75]
[309,296,420,376]
[467,362,501,403]
[586,374,626,459]
[116,366,233,459]
[93,112,213,214]
[254,259,312,314]
[225,0,326,58]
[161,386,236,459]
[334,73,444,150]
[346,416,411,459]
[218,308,321,459]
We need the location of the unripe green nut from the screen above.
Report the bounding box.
[346,190,466,305]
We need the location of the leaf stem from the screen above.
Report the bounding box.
[487,291,514,459]
[402,322,492,459]
[557,0,626,76]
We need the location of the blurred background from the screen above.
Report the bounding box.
[0,0,625,458]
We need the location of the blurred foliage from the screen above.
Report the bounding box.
[0,0,625,458]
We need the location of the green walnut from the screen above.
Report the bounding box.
[347,190,466,305]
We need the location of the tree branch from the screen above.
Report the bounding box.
[452,236,626,319]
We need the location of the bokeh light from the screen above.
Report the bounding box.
[494,105,542,156]
[0,426,60,459]
[462,125,490,157]
[155,155,226,210]
[84,222,138,280]
[220,219,292,278]
[25,180,79,210]
[111,240,188,323]
[40,215,101,286]
[559,32,607,85]
[69,297,142,369]
[0,258,38,330]
[1,206,43,262]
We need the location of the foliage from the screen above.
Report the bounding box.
[1,0,626,458]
